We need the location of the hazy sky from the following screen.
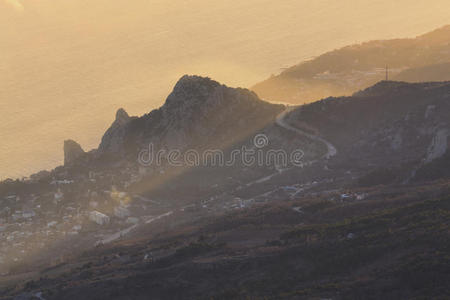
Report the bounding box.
[1,0,449,179]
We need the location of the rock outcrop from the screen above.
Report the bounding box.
[64,140,85,165]
[98,108,132,153]
[157,75,279,149]
[97,75,283,155]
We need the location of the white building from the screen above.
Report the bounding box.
[89,211,110,225]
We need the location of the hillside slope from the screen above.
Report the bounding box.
[285,81,450,183]
[252,25,450,104]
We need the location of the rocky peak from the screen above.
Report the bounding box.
[162,75,222,113]
[155,75,272,149]
[160,75,264,119]
[97,75,282,155]
[64,140,85,165]
[115,108,130,125]
[98,108,133,153]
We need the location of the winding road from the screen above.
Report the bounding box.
[243,107,338,189]
[275,108,337,160]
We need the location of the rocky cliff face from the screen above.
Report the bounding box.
[64,139,85,165]
[98,75,283,156]
[98,108,132,153]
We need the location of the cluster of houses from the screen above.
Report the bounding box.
[0,163,162,270]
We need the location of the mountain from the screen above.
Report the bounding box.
[63,140,85,166]
[284,80,450,184]
[252,25,450,104]
[1,78,450,299]
[98,75,283,157]
[58,75,295,204]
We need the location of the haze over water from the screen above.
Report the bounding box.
[1,0,449,179]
